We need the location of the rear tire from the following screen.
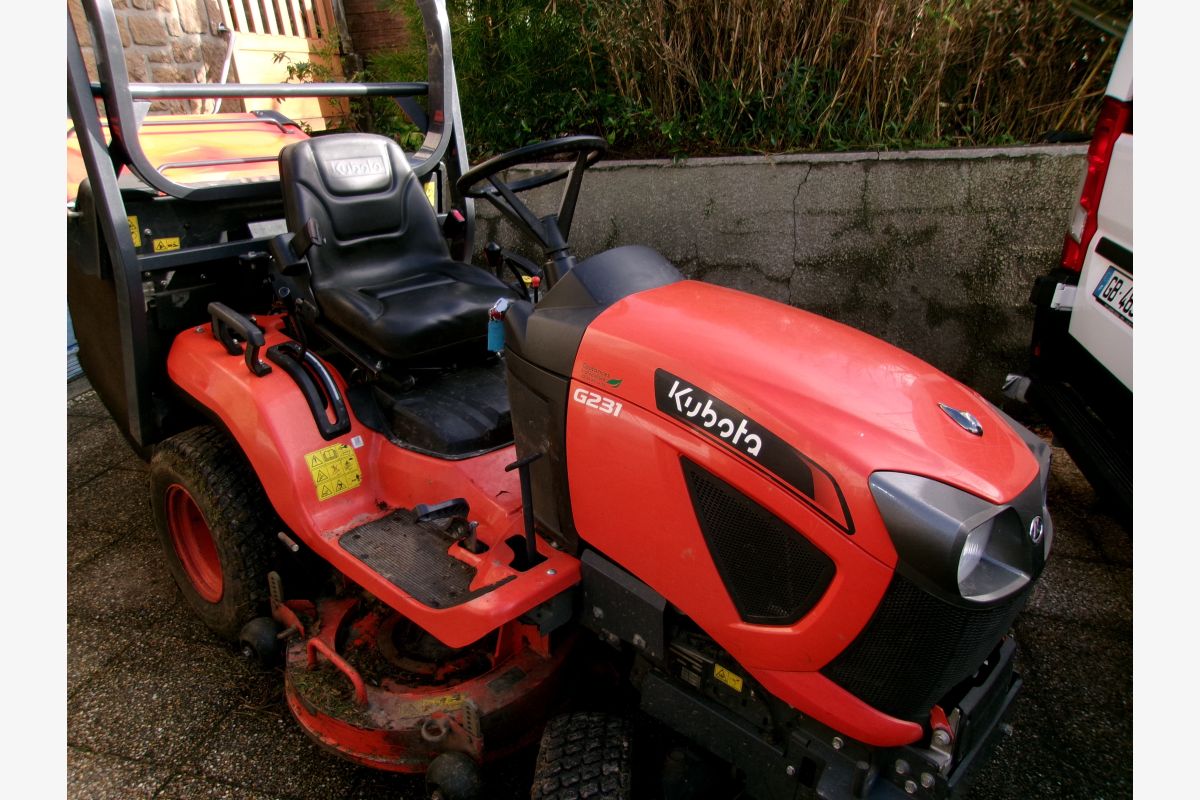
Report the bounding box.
[150,425,277,641]
[531,712,632,800]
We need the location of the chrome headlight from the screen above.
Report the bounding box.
[957,521,991,584]
[870,471,1051,604]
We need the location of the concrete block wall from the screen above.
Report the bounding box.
[477,144,1088,402]
[68,0,231,113]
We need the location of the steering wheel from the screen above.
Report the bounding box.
[456,135,607,257]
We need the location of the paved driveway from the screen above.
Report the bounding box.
[67,377,1131,799]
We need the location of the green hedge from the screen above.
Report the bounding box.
[371,0,1129,159]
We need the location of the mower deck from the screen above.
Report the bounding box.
[283,596,572,773]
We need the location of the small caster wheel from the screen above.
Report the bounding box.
[239,616,283,667]
[425,751,482,800]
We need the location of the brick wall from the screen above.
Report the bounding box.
[69,0,234,113]
[342,0,410,65]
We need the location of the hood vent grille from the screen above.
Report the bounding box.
[682,458,835,625]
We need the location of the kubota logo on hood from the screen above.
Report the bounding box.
[664,379,763,456]
[652,369,854,533]
[654,369,817,488]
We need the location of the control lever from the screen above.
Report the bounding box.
[505,453,546,568]
[484,241,543,301]
[207,302,271,377]
[415,498,487,555]
[485,241,504,274]
[414,498,470,523]
[442,208,466,240]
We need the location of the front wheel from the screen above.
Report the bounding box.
[150,425,277,641]
[530,712,633,800]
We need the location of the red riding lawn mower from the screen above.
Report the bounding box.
[68,1,1053,798]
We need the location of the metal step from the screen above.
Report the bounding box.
[339,510,513,609]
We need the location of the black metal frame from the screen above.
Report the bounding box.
[67,0,475,447]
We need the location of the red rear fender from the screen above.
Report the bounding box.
[166,316,580,647]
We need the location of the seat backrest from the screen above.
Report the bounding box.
[278,133,450,292]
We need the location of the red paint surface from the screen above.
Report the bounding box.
[168,277,1036,748]
[566,279,1038,745]
[167,316,580,649]
[285,603,568,772]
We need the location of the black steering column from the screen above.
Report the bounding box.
[456,135,607,288]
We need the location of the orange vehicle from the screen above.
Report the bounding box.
[66,112,310,206]
[68,1,1053,798]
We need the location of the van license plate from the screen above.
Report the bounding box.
[1092,266,1133,327]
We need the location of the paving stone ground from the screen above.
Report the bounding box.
[66,377,1132,799]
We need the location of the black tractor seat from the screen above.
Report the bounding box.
[277,133,518,365]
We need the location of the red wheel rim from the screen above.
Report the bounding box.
[164,484,224,603]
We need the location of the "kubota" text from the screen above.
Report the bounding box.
[666,380,763,457]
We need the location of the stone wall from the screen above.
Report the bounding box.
[478,144,1089,402]
[68,0,231,113]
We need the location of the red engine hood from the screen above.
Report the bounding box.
[573,280,1039,564]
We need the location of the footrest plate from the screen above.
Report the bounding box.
[339,511,512,609]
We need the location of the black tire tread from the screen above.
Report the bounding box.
[531,712,632,800]
[150,425,279,641]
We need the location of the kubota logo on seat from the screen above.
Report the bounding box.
[328,157,387,177]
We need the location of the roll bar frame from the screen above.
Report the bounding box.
[66,0,475,446]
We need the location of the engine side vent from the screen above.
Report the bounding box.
[821,572,1031,720]
[681,458,835,625]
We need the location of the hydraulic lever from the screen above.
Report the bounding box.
[505,452,546,568]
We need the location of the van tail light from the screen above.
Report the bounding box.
[1060,97,1132,272]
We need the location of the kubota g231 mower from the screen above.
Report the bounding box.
[68,1,1052,798]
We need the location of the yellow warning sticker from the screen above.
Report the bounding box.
[153,237,181,252]
[713,664,744,692]
[409,693,465,716]
[127,216,141,248]
[423,178,438,208]
[305,443,363,502]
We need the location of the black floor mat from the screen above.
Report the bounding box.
[339,510,513,608]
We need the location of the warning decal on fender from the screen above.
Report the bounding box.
[305,443,362,501]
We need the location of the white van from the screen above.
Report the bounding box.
[1007,20,1132,525]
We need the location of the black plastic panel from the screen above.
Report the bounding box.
[681,459,835,625]
[505,245,683,377]
[369,359,514,457]
[580,550,667,661]
[640,672,799,800]
[505,351,576,550]
[820,572,1031,720]
[1096,237,1132,273]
